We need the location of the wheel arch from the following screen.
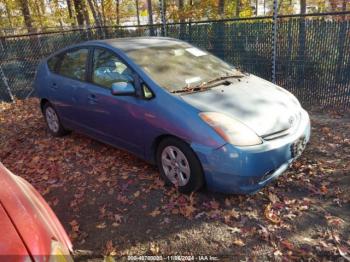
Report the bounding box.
[152,134,207,191]
[152,134,205,176]
[40,98,50,112]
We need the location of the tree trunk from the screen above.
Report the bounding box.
[34,0,44,29]
[101,0,106,26]
[300,0,306,14]
[116,0,120,25]
[4,0,13,28]
[179,0,185,38]
[330,0,337,12]
[136,0,141,26]
[19,0,34,33]
[66,0,76,26]
[73,0,85,26]
[236,0,240,17]
[218,0,225,18]
[83,0,90,26]
[93,0,104,26]
[178,0,184,22]
[342,0,347,12]
[147,0,154,35]
[87,0,101,26]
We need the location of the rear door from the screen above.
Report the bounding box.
[48,47,89,127]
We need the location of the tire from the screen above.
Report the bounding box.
[156,137,204,193]
[43,102,69,137]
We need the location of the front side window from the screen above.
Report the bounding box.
[58,48,88,81]
[92,48,133,89]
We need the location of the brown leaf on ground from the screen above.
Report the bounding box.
[233,238,245,247]
[149,208,161,217]
[264,203,281,224]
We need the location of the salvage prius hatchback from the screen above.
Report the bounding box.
[34,37,310,194]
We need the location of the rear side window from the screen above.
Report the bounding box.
[57,48,89,81]
[47,55,60,73]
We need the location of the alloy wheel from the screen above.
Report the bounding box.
[45,106,59,133]
[161,145,191,186]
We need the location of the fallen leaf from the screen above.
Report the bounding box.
[149,208,161,217]
[264,203,281,224]
[96,222,106,229]
[233,238,245,246]
[133,191,140,198]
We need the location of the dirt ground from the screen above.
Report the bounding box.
[1,98,350,261]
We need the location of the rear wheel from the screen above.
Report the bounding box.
[156,137,204,193]
[43,102,69,137]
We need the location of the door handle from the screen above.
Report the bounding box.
[88,93,98,104]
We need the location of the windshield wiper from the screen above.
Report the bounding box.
[171,85,211,94]
[171,73,245,94]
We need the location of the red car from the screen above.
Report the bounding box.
[0,162,73,261]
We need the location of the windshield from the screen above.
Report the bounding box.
[125,42,235,92]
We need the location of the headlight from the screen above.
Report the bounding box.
[49,240,73,262]
[199,112,262,146]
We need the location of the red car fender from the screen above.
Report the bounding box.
[0,163,72,260]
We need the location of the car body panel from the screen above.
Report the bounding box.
[0,203,30,260]
[0,163,72,260]
[193,109,310,193]
[34,37,311,194]
[181,74,300,137]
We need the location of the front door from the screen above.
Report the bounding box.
[75,47,145,155]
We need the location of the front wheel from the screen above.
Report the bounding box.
[156,137,204,193]
[43,102,69,137]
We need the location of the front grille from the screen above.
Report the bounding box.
[262,129,291,140]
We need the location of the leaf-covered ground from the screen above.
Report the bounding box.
[1,98,350,261]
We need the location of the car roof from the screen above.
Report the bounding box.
[85,37,187,52]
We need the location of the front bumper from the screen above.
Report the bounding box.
[192,109,311,194]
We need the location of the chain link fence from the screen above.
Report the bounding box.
[1,13,350,109]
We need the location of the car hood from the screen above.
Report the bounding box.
[181,74,301,137]
[0,163,72,260]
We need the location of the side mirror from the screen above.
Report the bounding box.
[111,82,136,96]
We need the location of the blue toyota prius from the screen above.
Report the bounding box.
[34,37,310,194]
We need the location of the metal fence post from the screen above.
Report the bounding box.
[0,65,14,102]
[271,0,278,83]
[159,0,167,36]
